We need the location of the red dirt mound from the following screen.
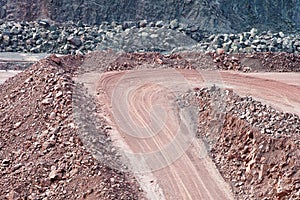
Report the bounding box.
[184,87,300,199]
[0,55,142,199]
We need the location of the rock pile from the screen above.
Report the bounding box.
[174,28,300,54]
[210,52,300,72]
[105,52,194,71]
[72,51,300,74]
[203,28,300,54]
[0,54,142,199]
[178,87,300,199]
[98,26,300,54]
[2,20,300,55]
[0,20,99,55]
[0,20,200,55]
[98,26,197,53]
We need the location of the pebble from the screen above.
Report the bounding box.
[42,98,53,105]
[2,159,10,166]
[14,121,22,129]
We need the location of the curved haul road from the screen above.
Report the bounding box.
[96,69,300,199]
[3,67,298,199]
[0,70,21,84]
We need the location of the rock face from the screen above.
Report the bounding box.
[1,0,300,33]
[0,0,48,21]
[219,0,300,32]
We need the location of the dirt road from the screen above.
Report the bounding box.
[0,70,21,84]
[3,66,298,199]
[97,69,234,199]
[95,69,300,199]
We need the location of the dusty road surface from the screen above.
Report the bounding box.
[220,71,300,116]
[0,70,21,84]
[0,52,51,62]
[93,69,300,199]
[97,69,234,200]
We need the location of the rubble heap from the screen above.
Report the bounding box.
[210,52,300,72]
[179,87,300,199]
[0,55,142,199]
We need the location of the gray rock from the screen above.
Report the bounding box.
[250,28,258,37]
[252,39,261,45]
[11,27,20,35]
[279,31,285,38]
[67,36,82,47]
[294,41,300,47]
[170,19,179,29]
[211,35,222,47]
[97,27,197,53]
[2,35,10,46]
[155,21,164,28]
[38,19,50,27]
[244,40,251,46]
[231,44,239,53]
[268,46,276,52]
[122,21,136,30]
[139,20,147,28]
[222,42,231,52]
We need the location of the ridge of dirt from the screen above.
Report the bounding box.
[3,51,300,73]
[106,52,194,71]
[0,55,143,199]
[210,52,300,72]
[179,87,300,199]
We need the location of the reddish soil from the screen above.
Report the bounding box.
[0,55,142,199]
[94,67,299,199]
[0,51,299,199]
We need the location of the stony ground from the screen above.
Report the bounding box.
[0,51,299,199]
[178,87,300,199]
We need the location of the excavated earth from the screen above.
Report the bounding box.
[0,51,299,199]
[0,55,142,199]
